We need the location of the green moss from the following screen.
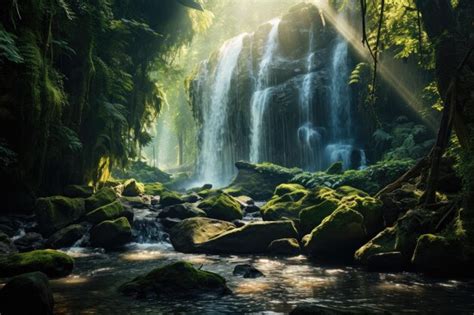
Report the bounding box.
[85,200,125,224]
[160,190,185,207]
[354,226,397,264]
[198,192,243,221]
[89,217,132,249]
[299,199,339,236]
[325,161,343,175]
[63,185,94,198]
[119,261,229,297]
[260,187,316,221]
[35,196,86,236]
[0,249,74,278]
[122,179,145,197]
[303,208,367,260]
[339,193,383,237]
[85,187,117,211]
[274,183,306,197]
[143,182,166,195]
[267,238,301,256]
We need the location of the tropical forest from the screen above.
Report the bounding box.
[0,0,473,314]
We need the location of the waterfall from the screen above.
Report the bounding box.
[197,33,246,186]
[249,18,281,163]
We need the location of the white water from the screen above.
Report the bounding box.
[249,19,281,163]
[197,33,247,186]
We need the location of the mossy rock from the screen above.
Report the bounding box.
[196,221,299,254]
[85,187,117,211]
[63,185,94,198]
[274,183,306,197]
[299,199,339,236]
[339,193,383,237]
[303,208,367,261]
[144,182,166,195]
[354,226,397,264]
[0,272,54,315]
[325,161,343,175]
[225,161,302,200]
[160,190,185,207]
[0,249,74,278]
[35,196,86,236]
[170,217,236,253]
[267,238,301,256]
[46,224,87,249]
[411,234,473,276]
[119,261,230,298]
[122,179,145,197]
[158,203,206,220]
[260,187,315,221]
[89,217,132,250]
[198,192,243,221]
[85,200,125,224]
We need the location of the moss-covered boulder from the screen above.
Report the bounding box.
[260,186,315,221]
[0,249,74,278]
[46,224,87,249]
[170,217,236,253]
[325,161,343,175]
[89,217,132,250]
[85,200,126,224]
[143,182,166,195]
[354,226,397,264]
[303,208,367,261]
[267,238,301,256]
[299,199,340,236]
[160,190,185,207]
[35,196,86,236]
[158,203,206,220]
[198,192,243,221]
[63,185,94,198]
[339,190,383,237]
[274,183,306,197]
[119,261,230,298]
[85,187,117,211]
[122,179,145,197]
[225,161,302,200]
[196,221,299,254]
[0,272,54,315]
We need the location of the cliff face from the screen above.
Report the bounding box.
[188,4,369,185]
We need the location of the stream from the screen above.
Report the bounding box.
[48,210,474,314]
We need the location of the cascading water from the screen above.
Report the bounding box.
[196,33,247,186]
[249,18,281,164]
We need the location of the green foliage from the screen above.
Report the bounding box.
[0,24,23,64]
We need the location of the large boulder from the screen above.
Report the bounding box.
[122,179,145,197]
[225,162,302,200]
[0,272,54,315]
[85,200,126,224]
[160,190,185,207]
[198,192,243,221]
[89,217,132,249]
[170,217,236,253]
[303,208,367,261]
[260,185,315,221]
[46,224,87,249]
[119,261,230,298]
[63,185,94,198]
[354,226,397,264]
[267,238,301,256]
[196,221,299,254]
[158,203,206,220]
[35,196,86,236]
[0,249,74,278]
[85,187,117,211]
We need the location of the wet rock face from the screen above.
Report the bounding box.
[233,264,265,278]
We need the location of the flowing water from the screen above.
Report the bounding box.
[46,212,474,314]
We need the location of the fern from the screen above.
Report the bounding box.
[0,25,24,64]
[349,62,369,85]
[57,0,76,20]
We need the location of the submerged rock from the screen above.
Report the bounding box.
[196,220,299,254]
[198,192,243,221]
[119,261,230,298]
[46,224,87,249]
[0,249,74,278]
[290,304,387,314]
[367,252,404,272]
[89,217,132,250]
[268,238,301,256]
[170,217,236,253]
[233,264,265,278]
[0,272,54,315]
[35,196,86,236]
